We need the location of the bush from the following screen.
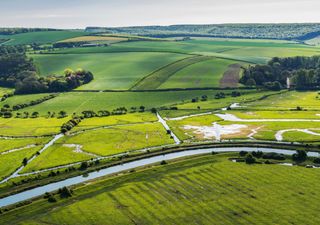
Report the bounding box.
[239,151,248,157]
[313,158,320,164]
[262,152,285,160]
[160,160,167,165]
[245,154,256,164]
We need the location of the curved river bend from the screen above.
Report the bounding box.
[0,147,319,208]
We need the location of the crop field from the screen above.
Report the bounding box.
[132,56,213,90]
[157,58,243,89]
[2,31,86,45]
[2,153,320,225]
[33,52,187,90]
[0,93,51,108]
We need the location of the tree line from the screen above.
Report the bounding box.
[0,28,60,35]
[240,56,320,90]
[0,46,94,94]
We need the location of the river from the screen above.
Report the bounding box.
[0,146,319,208]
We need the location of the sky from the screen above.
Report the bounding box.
[1,0,320,28]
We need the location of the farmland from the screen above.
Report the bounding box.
[1,27,320,225]
[2,153,320,225]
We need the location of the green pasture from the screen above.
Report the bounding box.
[72,113,158,132]
[0,145,43,180]
[22,144,93,173]
[0,93,51,108]
[32,52,187,90]
[3,154,320,225]
[0,137,50,153]
[59,123,174,156]
[3,31,86,45]
[243,91,320,110]
[17,90,229,115]
[0,118,69,137]
[231,110,320,119]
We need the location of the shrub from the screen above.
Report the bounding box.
[245,154,256,164]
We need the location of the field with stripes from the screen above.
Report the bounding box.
[1,153,320,225]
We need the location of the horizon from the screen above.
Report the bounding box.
[1,0,320,29]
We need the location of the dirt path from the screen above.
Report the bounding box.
[219,64,242,88]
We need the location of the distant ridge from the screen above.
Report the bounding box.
[86,23,320,41]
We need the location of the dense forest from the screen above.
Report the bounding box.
[240,56,320,90]
[0,46,93,94]
[86,24,320,40]
[0,28,60,35]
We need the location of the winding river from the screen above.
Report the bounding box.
[0,146,319,208]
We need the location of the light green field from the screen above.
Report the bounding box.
[72,113,158,132]
[0,137,50,153]
[0,87,13,97]
[0,118,69,136]
[3,31,86,45]
[17,90,230,115]
[59,123,174,156]
[3,154,320,225]
[22,144,93,173]
[159,58,242,89]
[282,130,320,142]
[244,91,320,110]
[33,52,187,90]
[0,145,42,180]
[231,110,320,119]
[51,39,320,64]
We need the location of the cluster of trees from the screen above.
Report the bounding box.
[86,24,320,40]
[240,56,320,90]
[15,68,94,94]
[0,46,94,94]
[61,116,82,133]
[240,150,310,165]
[0,95,57,118]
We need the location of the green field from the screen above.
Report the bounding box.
[2,153,320,225]
[0,118,69,136]
[159,58,243,89]
[2,31,86,45]
[15,90,232,115]
[0,145,43,180]
[33,52,187,90]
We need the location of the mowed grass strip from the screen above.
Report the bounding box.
[3,154,320,225]
[131,56,213,90]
